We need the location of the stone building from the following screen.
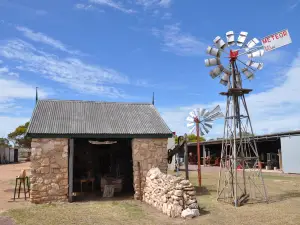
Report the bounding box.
[27,100,172,203]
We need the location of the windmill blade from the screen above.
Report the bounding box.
[198,108,204,117]
[204,122,213,129]
[246,38,259,50]
[205,58,221,67]
[242,68,255,80]
[200,109,207,117]
[237,31,248,46]
[203,110,211,118]
[189,126,196,134]
[246,60,263,70]
[189,111,196,118]
[205,111,224,121]
[226,31,235,46]
[198,126,205,136]
[248,49,264,58]
[213,36,227,49]
[194,108,200,118]
[204,118,213,123]
[202,124,210,134]
[206,105,221,118]
[210,65,224,79]
[220,73,230,86]
[186,116,194,122]
[187,122,194,128]
[206,46,222,57]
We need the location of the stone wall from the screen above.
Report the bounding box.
[132,138,168,200]
[143,168,200,218]
[30,138,69,203]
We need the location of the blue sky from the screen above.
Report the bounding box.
[0,0,300,138]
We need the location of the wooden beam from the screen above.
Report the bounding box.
[68,138,74,202]
[184,134,189,180]
[203,145,206,166]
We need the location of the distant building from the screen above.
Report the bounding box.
[187,130,300,174]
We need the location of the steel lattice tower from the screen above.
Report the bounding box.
[216,50,268,207]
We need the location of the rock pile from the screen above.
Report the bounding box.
[143,168,200,218]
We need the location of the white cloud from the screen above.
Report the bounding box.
[152,23,206,56]
[159,51,300,137]
[75,3,94,10]
[159,0,172,7]
[288,0,300,10]
[77,0,171,13]
[161,12,172,20]
[0,64,48,113]
[0,78,47,100]
[0,39,129,98]
[0,66,19,77]
[16,26,81,55]
[136,0,172,8]
[89,0,136,14]
[262,50,290,64]
[74,3,104,12]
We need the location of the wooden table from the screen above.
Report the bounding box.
[78,178,95,192]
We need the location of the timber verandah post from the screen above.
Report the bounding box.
[184,134,189,180]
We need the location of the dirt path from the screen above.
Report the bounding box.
[0,162,31,213]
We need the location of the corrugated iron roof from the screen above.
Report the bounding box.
[188,130,300,146]
[27,100,172,138]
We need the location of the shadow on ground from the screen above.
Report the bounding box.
[194,186,216,196]
[268,191,300,203]
[198,207,210,216]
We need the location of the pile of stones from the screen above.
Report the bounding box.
[143,168,200,218]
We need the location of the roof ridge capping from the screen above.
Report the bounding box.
[38,99,153,105]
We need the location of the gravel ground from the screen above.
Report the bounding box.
[1,164,300,225]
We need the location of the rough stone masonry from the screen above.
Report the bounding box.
[132,138,168,200]
[143,168,200,218]
[30,138,68,203]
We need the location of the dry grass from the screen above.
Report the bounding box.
[2,170,300,225]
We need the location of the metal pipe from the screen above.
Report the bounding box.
[196,123,201,187]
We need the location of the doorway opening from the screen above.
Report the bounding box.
[72,138,134,201]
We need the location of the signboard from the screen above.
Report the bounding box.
[261,29,292,52]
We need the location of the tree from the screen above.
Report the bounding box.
[174,134,206,143]
[186,134,206,142]
[0,138,11,148]
[8,122,31,148]
[238,131,254,137]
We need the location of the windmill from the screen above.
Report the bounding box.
[186,106,223,186]
[204,29,292,207]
